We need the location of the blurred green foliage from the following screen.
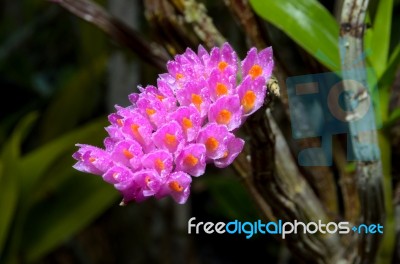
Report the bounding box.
[0,1,261,262]
[250,0,399,262]
[250,0,399,124]
[0,0,399,263]
[250,0,340,70]
[0,1,120,263]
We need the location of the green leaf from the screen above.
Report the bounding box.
[0,160,18,259]
[383,108,400,129]
[368,0,393,79]
[38,57,107,143]
[378,43,400,120]
[1,118,109,263]
[22,171,118,263]
[19,117,108,195]
[380,43,400,87]
[249,0,340,71]
[0,113,38,258]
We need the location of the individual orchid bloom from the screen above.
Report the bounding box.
[175,143,207,177]
[214,136,245,168]
[114,110,155,152]
[207,69,235,102]
[72,144,112,176]
[166,51,206,87]
[196,123,232,160]
[105,112,127,140]
[156,78,179,111]
[156,171,192,204]
[242,46,274,81]
[205,43,238,77]
[132,85,177,112]
[103,164,134,184]
[168,106,202,142]
[167,56,196,83]
[110,140,143,170]
[141,149,173,176]
[133,169,163,201]
[180,47,207,78]
[105,107,154,146]
[181,46,203,65]
[175,79,211,118]
[114,169,162,203]
[237,75,267,116]
[73,42,275,205]
[121,116,153,142]
[135,98,166,129]
[208,95,242,131]
[113,105,137,119]
[151,121,185,153]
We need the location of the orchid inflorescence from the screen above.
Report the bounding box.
[72,43,274,204]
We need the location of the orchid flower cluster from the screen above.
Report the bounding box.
[73,43,274,204]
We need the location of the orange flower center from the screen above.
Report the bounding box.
[205,137,219,152]
[145,176,151,185]
[216,83,228,97]
[131,124,141,140]
[122,149,134,159]
[182,117,193,130]
[89,157,96,163]
[218,61,228,71]
[169,180,183,192]
[156,94,165,100]
[116,119,123,127]
[176,73,184,80]
[249,64,262,79]
[216,109,232,125]
[146,108,156,116]
[184,154,199,167]
[191,94,203,110]
[241,90,256,113]
[155,158,165,171]
[165,133,177,147]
